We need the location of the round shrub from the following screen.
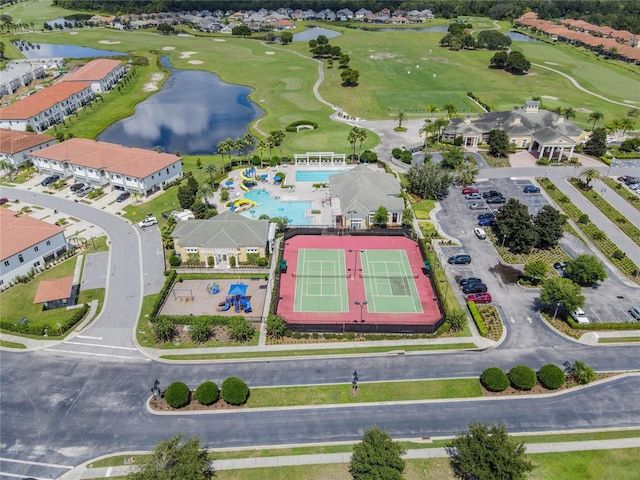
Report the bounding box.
[537,364,565,389]
[195,381,219,405]
[221,377,249,405]
[480,367,509,392]
[164,381,190,408]
[508,365,537,391]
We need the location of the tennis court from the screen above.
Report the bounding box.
[294,249,349,312]
[361,249,423,313]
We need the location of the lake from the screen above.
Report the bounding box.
[98,57,263,155]
[16,41,126,59]
[293,27,342,42]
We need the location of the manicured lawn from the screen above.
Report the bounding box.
[160,343,477,361]
[530,449,640,480]
[0,0,84,26]
[599,337,640,344]
[601,177,640,213]
[0,339,26,349]
[412,199,436,220]
[0,256,79,334]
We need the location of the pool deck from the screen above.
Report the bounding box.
[215,163,378,226]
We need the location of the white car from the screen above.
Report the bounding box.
[473,227,487,239]
[469,203,488,210]
[570,308,589,324]
[139,216,158,229]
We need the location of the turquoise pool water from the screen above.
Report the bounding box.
[295,169,350,183]
[241,189,313,225]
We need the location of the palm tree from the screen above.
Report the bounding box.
[347,128,358,161]
[434,118,449,142]
[396,110,407,129]
[355,127,368,159]
[204,163,217,187]
[588,111,604,129]
[619,118,635,135]
[266,135,275,160]
[197,182,213,206]
[553,106,564,115]
[563,107,576,120]
[234,138,245,164]
[217,138,233,171]
[257,139,267,167]
[442,103,457,119]
[243,133,255,164]
[425,104,439,115]
[454,162,479,187]
[270,130,286,160]
[419,121,437,147]
[580,167,600,188]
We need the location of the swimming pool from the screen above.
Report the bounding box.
[295,169,350,183]
[241,189,313,225]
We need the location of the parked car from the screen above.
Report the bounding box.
[139,216,158,229]
[116,191,131,202]
[75,185,93,197]
[570,308,589,324]
[462,283,488,294]
[482,190,501,198]
[70,182,85,192]
[462,187,479,195]
[486,195,507,204]
[40,174,60,187]
[459,277,483,286]
[470,203,488,210]
[477,213,494,220]
[553,261,568,270]
[629,306,640,321]
[473,227,487,239]
[465,193,482,200]
[448,254,471,265]
[523,185,541,193]
[478,218,494,227]
[467,292,492,303]
[0,197,8,205]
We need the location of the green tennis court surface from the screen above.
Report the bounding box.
[294,249,349,312]
[361,249,423,313]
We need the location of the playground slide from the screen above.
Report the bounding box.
[240,181,249,192]
[220,300,231,312]
[240,168,255,183]
[244,301,252,313]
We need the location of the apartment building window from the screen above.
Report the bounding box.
[34,246,39,252]
[3,260,9,266]
[46,240,51,246]
[18,254,24,263]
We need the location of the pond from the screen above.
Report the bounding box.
[45,15,92,29]
[505,31,541,42]
[97,57,263,155]
[16,41,126,59]
[293,27,342,42]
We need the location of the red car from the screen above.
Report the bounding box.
[462,187,479,195]
[0,197,8,205]
[467,292,492,303]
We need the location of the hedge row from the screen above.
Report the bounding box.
[564,316,640,331]
[481,363,565,392]
[153,314,246,326]
[150,270,177,320]
[0,303,89,336]
[162,378,247,409]
[467,301,488,337]
[467,91,491,112]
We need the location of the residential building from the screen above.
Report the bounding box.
[329,165,404,230]
[172,211,275,268]
[30,138,182,196]
[0,208,68,287]
[0,61,46,97]
[0,81,94,132]
[442,101,586,161]
[62,59,125,94]
[0,129,56,169]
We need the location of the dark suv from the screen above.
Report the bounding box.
[482,190,501,198]
[462,283,488,294]
[448,254,471,265]
[40,175,60,187]
[486,195,506,204]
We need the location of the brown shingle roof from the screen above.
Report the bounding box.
[0,129,55,154]
[0,208,64,260]
[33,276,73,303]
[0,82,91,120]
[35,138,181,179]
[63,59,122,82]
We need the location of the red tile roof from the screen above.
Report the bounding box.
[0,82,91,120]
[63,59,122,82]
[0,208,64,260]
[0,129,55,154]
[33,276,73,303]
[35,138,181,179]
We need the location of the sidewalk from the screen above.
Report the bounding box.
[62,437,640,479]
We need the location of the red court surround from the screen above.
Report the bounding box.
[277,235,442,331]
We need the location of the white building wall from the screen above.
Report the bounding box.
[0,231,68,286]
[140,160,183,194]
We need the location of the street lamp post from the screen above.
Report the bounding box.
[355,300,367,333]
[501,234,507,248]
[553,303,560,322]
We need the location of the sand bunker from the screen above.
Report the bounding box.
[624,100,638,104]
[143,73,164,92]
[180,51,198,59]
[69,31,78,35]
[213,39,226,42]
[188,60,204,65]
[265,51,275,55]
[544,62,561,65]
[162,46,175,51]
[575,108,592,113]
[98,40,121,45]
[541,95,559,100]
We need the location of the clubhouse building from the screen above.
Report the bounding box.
[443,101,586,162]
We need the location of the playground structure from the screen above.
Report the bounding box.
[172,288,194,301]
[206,282,220,295]
[218,283,252,313]
[230,197,257,212]
[240,167,257,191]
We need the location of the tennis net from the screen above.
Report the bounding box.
[360,273,419,279]
[292,272,350,278]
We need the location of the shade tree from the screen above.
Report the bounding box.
[349,428,405,480]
